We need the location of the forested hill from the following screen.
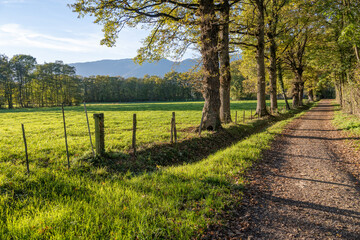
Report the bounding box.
[69,58,197,77]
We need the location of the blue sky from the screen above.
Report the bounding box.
[0,0,196,64]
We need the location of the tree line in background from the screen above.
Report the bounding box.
[71,0,356,130]
[0,54,210,108]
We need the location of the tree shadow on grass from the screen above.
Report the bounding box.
[77,105,313,177]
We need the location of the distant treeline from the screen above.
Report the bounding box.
[0,54,203,109]
[83,72,203,103]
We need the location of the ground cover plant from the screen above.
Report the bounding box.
[333,104,360,150]
[0,100,308,239]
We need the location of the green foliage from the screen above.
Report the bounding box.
[83,72,202,103]
[0,100,312,239]
[0,56,81,108]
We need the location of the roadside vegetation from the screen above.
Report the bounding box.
[0,100,314,239]
[333,104,360,150]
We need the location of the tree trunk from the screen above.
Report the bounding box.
[308,88,314,102]
[255,0,268,117]
[219,1,232,123]
[199,0,221,130]
[269,37,278,112]
[292,81,300,108]
[298,81,304,106]
[268,0,278,113]
[278,62,290,110]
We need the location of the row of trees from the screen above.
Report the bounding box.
[0,54,207,108]
[71,0,351,130]
[83,72,203,102]
[0,55,81,108]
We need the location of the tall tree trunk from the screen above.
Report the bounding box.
[268,0,278,113]
[219,0,232,123]
[292,81,300,108]
[255,0,268,117]
[278,62,290,110]
[269,37,278,112]
[199,0,221,130]
[292,68,303,108]
[308,88,314,102]
[298,81,304,106]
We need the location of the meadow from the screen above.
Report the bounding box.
[0,100,305,239]
[0,101,288,167]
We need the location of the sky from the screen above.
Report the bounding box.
[0,0,197,64]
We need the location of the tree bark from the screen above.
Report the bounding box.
[278,62,290,110]
[268,0,278,113]
[255,0,268,117]
[298,81,304,106]
[269,37,278,112]
[292,81,300,108]
[308,88,314,102]
[199,0,221,130]
[219,1,232,123]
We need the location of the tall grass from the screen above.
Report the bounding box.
[0,100,305,239]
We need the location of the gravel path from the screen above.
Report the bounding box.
[236,100,360,239]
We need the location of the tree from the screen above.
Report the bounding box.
[231,0,269,116]
[266,0,290,112]
[0,55,13,109]
[9,55,37,107]
[71,0,230,130]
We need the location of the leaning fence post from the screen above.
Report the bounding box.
[173,112,177,143]
[62,104,70,169]
[132,114,137,155]
[93,113,105,156]
[170,117,174,144]
[199,111,205,137]
[21,124,30,174]
[84,102,95,157]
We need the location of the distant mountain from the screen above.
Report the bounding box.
[69,58,198,78]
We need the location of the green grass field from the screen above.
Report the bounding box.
[0,101,288,166]
[0,100,301,239]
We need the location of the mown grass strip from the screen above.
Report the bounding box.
[0,103,314,239]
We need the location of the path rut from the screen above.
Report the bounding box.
[238,100,360,239]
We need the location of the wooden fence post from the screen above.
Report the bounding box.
[235,111,237,124]
[251,109,253,120]
[170,117,174,144]
[93,113,105,156]
[21,124,30,174]
[243,111,245,123]
[132,114,137,155]
[172,112,177,143]
[62,104,70,168]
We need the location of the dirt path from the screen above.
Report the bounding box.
[234,100,360,239]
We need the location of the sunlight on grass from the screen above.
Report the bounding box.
[0,100,298,239]
[333,104,360,149]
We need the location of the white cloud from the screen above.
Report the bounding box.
[0,23,106,53]
[1,0,25,4]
